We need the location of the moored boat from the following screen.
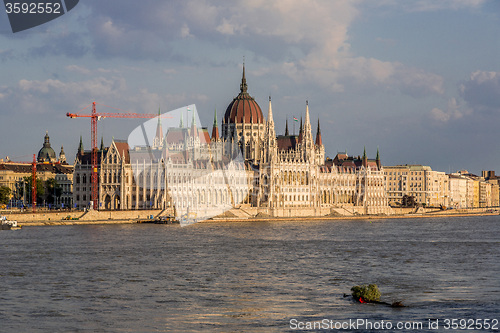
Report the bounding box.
[1,216,21,230]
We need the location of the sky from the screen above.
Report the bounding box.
[0,0,499,175]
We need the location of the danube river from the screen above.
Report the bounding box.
[1,216,499,332]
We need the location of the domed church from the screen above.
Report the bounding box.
[37,131,67,164]
[37,132,57,163]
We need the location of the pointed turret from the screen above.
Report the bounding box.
[285,118,289,136]
[100,137,104,151]
[211,107,219,140]
[240,61,248,94]
[376,147,381,170]
[315,118,322,146]
[301,100,314,158]
[179,112,184,128]
[298,117,303,142]
[190,108,197,138]
[78,135,84,156]
[59,146,66,164]
[305,100,311,129]
[153,107,163,148]
[267,96,274,124]
[362,146,368,168]
[263,96,277,164]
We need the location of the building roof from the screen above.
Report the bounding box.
[277,135,299,151]
[165,127,210,145]
[223,64,264,124]
[0,162,73,174]
[113,140,131,164]
[328,153,380,171]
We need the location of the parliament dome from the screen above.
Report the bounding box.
[224,64,264,124]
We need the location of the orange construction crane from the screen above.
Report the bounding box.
[67,102,171,210]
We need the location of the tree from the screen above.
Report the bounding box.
[402,194,417,207]
[0,186,11,205]
[19,176,44,205]
[45,178,62,205]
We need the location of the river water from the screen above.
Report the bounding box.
[1,216,499,332]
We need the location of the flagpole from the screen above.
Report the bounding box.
[293,116,295,136]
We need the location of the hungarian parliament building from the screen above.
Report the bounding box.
[73,66,390,218]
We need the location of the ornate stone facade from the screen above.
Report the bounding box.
[73,65,391,217]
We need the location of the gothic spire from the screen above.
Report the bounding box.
[315,118,322,146]
[240,62,248,93]
[78,135,84,155]
[100,136,104,151]
[305,100,311,128]
[285,118,289,136]
[212,107,219,140]
[153,107,164,148]
[376,147,381,170]
[362,146,368,167]
[267,96,274,124]
[301,100,313,148]
[191,108,196,127]
[190,107,197,137]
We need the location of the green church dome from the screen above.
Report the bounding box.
[37,132,56,163]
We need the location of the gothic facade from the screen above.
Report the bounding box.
[73,65,390,217]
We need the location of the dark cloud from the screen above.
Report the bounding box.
[28,32,90,58]
[460,71,500,112]
[0,49,15,62]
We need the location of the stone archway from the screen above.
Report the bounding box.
[114,195,120,210]
[104,194,111,210]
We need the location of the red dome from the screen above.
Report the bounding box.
[224,65,264,124]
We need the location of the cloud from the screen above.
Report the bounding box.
[460,70,500,112]
[367,0,486,12]
[28,32,90,58]
[0,49,15,62]
[338,57,444,96]
[163,68,177,76]
[0,76,209,118]
[9,0,449,96]
[410,0,485,11]
[66,65,91,75]
[430,98,472,123]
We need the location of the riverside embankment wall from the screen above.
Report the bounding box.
[2,209,166,224]
[2,206,497,226]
